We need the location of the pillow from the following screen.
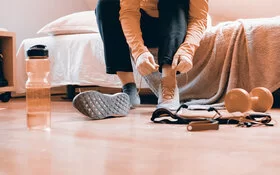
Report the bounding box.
[37,11,99,35]
[0,28,8,31]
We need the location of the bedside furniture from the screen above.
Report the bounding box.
[0,31,16,102]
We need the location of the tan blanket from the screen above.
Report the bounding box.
[144,16,280,106]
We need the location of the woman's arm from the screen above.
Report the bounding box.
[119,0,149,60]
[178,0,209,60]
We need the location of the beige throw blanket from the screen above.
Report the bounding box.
[144,16,280,106]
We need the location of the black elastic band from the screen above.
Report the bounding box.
[151,106,274,130]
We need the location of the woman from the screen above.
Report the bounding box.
[73,0,208,119]
[98,0,208,108]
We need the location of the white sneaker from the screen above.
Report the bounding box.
[157,76,180,111]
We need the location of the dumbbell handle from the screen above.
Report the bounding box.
[251,96,258,101]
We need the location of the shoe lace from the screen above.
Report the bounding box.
[161,76,176,100]
[137,77,142,94]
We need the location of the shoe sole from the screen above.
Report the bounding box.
[73,91,130,119]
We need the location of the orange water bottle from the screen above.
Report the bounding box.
[26,45,51,130]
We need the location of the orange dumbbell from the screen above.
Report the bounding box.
[224,87,274,113]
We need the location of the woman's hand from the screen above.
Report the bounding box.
[172,50,193,73]
[136,52,159,76]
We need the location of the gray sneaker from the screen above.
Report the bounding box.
[73,91,130,119]
[157,76,180,111]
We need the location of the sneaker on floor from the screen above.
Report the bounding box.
[72,91,130,119]
[157,76,180,111]
[122,82,141,108]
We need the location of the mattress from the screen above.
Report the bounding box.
[16,33,146,93]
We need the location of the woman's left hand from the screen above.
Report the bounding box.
[172,51,193,73]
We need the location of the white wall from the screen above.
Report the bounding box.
[0,0,90,49]
[84,0,98,10]
[84,0,280,25]
[1,0,279,48]
[209,0,280,25]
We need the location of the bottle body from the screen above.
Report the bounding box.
[26,58,51,130]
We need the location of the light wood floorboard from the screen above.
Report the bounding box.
[0,96,280,175]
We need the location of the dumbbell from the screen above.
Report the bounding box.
[224,87,274,113]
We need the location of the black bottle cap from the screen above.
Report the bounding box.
[27,45,49,58]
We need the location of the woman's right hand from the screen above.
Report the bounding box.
[135,52,159,76]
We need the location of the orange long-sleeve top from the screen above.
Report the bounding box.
[119,0,209,61]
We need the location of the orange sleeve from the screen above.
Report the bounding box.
[119,0,149,60]
[178,0,209,60]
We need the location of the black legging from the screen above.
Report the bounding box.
[95,0,189,74]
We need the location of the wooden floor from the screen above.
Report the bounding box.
[1,96,280,175]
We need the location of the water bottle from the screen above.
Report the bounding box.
[26,45,51,130]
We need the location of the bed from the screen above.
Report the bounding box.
[16,11,149,97]
[16,33,148,95]
[143,16,280,106]
[16,11,280,106]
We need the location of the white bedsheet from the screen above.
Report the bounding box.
[16,33,146,93]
